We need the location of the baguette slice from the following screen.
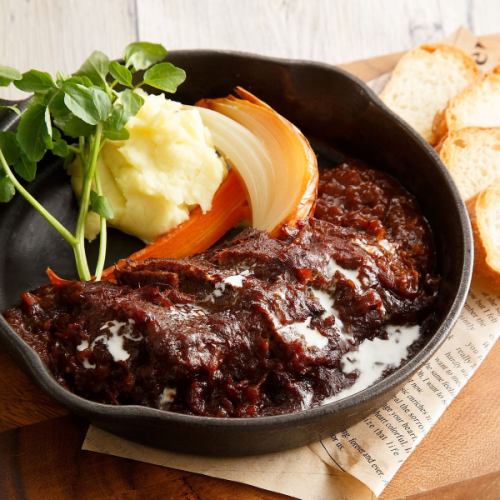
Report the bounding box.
[438,127,500,200]
[433,66,500,142]
[466,179,500,294]
[380,44,479,143]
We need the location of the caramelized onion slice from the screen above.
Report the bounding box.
[197,87,318,234]
[69,88,318,283]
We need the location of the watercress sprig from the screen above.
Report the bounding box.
[0,42,186,281]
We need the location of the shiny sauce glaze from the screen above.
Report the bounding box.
[4,159,439,417]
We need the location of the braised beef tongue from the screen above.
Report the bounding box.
[3,160,439,417]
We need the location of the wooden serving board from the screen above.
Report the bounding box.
[1,31,500,500]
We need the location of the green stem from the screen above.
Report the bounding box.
[75,123,103,281]
[93,168,107,281]
[73,244,90,280]
[0,148,77,246]
[98,138,108,154]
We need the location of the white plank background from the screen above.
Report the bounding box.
[0,0,499,99]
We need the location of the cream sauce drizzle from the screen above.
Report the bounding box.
[159,387,177,408]
[278,318,328,349]
[310,288,352,340]
[324,324,421,403]
[87,319,142,363]
[326,258,362,288]
[223,269,251,288]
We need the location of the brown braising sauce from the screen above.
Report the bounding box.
[4,159,439,417]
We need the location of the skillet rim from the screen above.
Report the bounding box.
[0,48,472,433]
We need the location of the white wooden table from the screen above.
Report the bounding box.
[1,0,499,100]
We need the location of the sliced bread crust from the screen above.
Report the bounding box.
[438,127,500,201]
[466,179,500,294]
[434,66,500,143]
[380,44,479,143]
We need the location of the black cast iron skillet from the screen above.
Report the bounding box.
[0,50,472,456]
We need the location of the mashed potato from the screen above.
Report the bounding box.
[71,92,227,242]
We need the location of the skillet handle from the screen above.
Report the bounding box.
[0,98,25,130]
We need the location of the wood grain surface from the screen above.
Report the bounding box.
[1,1,499,499]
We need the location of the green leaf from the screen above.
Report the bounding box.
[103,103,127,139]
[54,113,95,138]
[14,69,55,93]
[57,74,94,88]
[119,89,144,117]
[0,176,15,202]
[103,127,129,141]
[47,90,67,117]
[103,90,143,139]
[26,93,48,108]
[0,65,21,87]
[13,154,37,182]
[90,190,114,219]
[16,102,51,162]
[143,62,186,93]
[50,89,94,137]
[0,131,21,164]
[63,83,111,125]
[76,50,110,86]
[55,70,70,82]
[124,42,167,71]
[50,128,70,157]
[0,104,21,115]
[105,102,127,130]
[109,61,132,87]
